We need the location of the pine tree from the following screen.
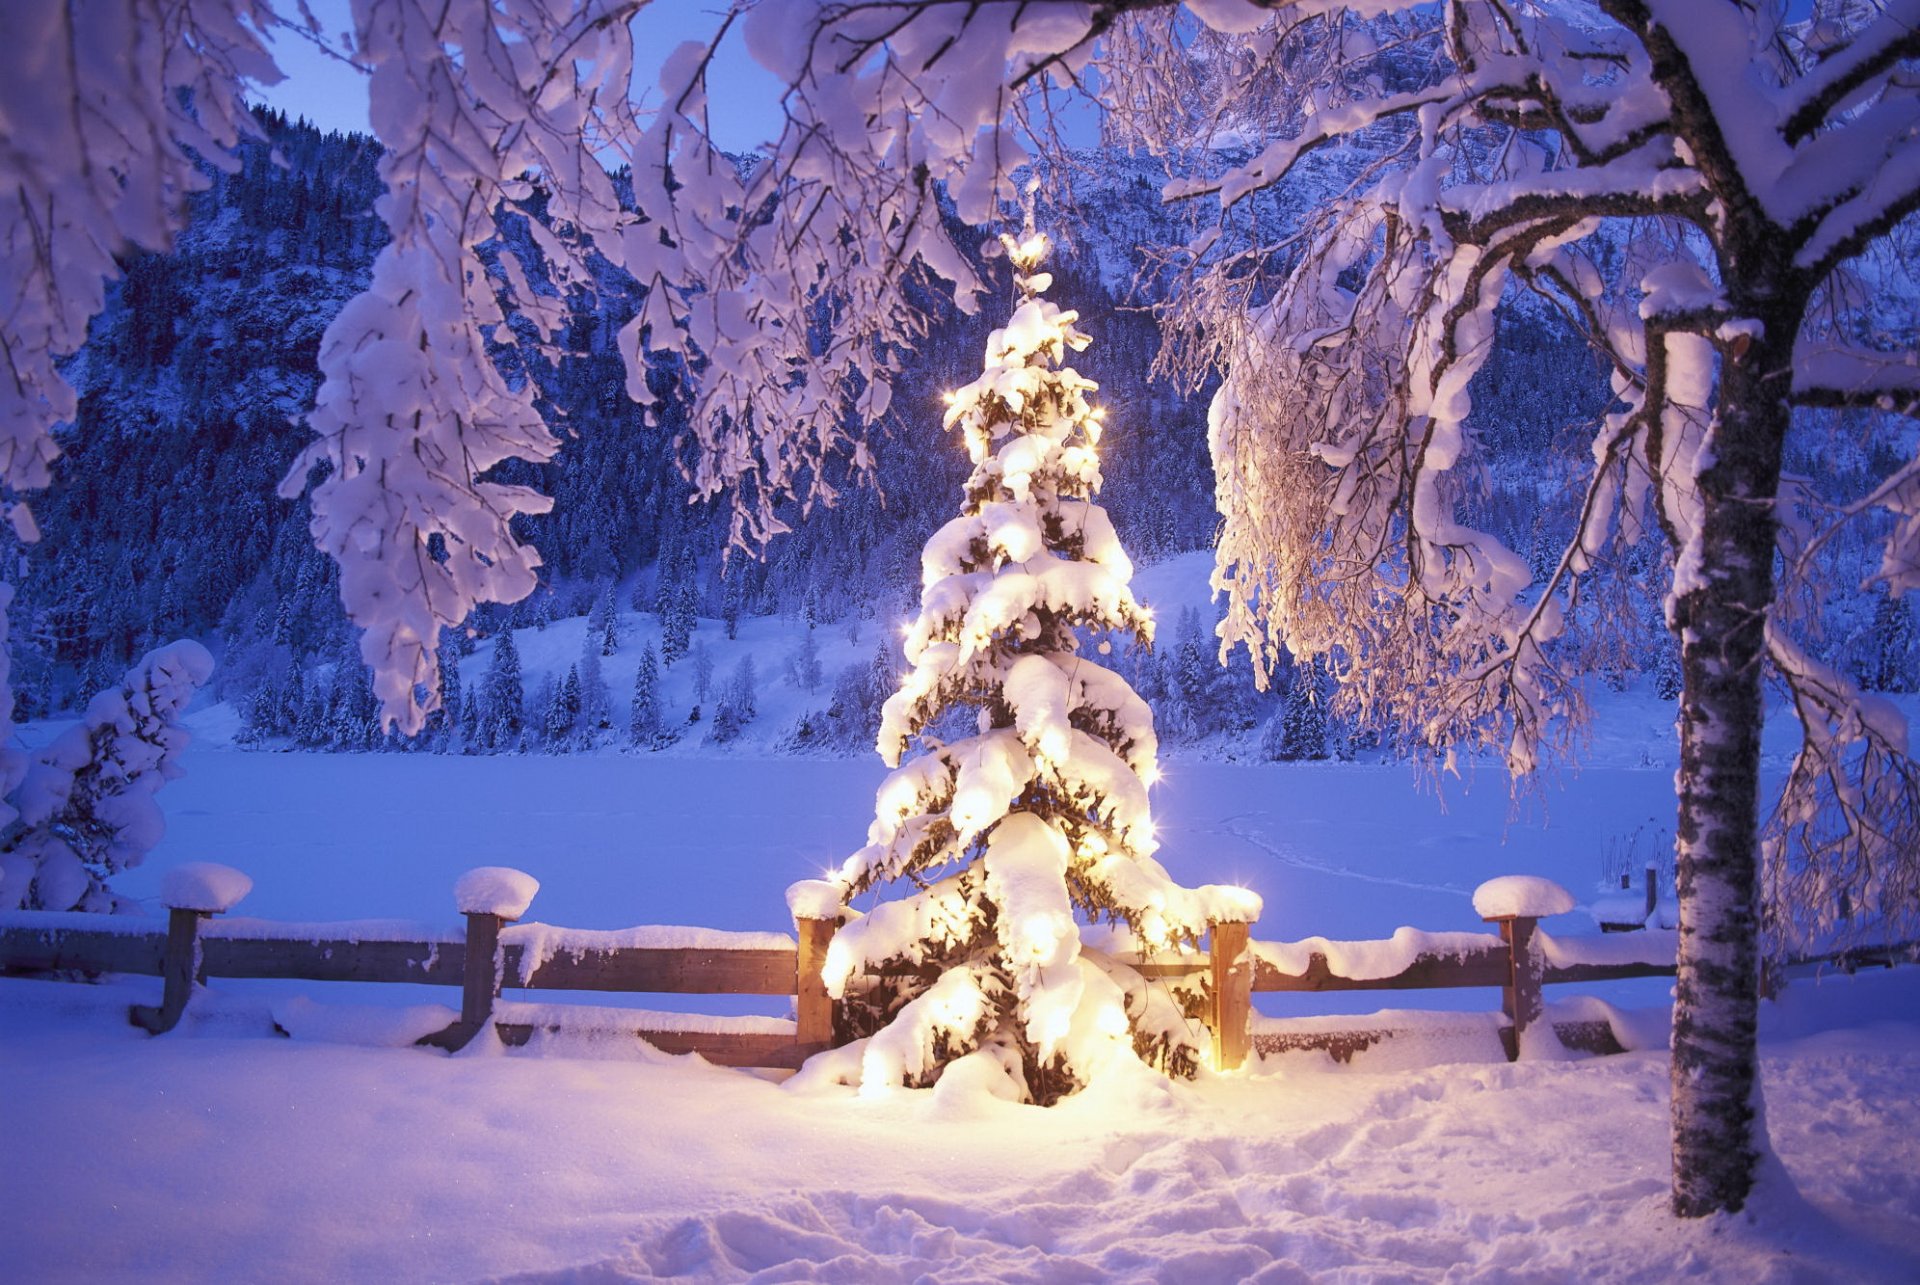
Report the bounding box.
[544,665,583,748]
[660,563,693,666]
[1869,593,1917,694]
[480,631,525,752]
[591,582,620,657]
[723,569,744,641]
[241,683,279,746]
[1655,636,1683,703]
[630,641,666,748]
[708,697,743,744]
[674,569,700,654]
[1167,607,1223,740]
[342,664,381,751]
[577,644,612,736]
[282,664,305,738]
[296,680,327,748]
[459,681,479,751]
[437,642,463,750]
[727,654,757,723]
[790,236,1257,1103]
[1277,668,1330,763]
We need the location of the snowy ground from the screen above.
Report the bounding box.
[4,740,1920,1280]
[4,960,1917,1282]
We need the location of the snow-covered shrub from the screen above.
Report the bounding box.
[1,641,213,912]
[795,238,1258,1104]
[708,700,743,745]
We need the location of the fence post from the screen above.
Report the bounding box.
[130,861,252,1035]
[419,910,506,1051]
[421,867,538,1052]
[462,910,505,1030]
[129,907,208,1035]
[1490,914,1542,1060]
[794,916,839,1050]
[1209,919,1252,1072]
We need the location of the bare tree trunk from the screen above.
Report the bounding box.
[1667,325,1791,1217]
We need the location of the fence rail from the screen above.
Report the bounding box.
[0,873,840,1069]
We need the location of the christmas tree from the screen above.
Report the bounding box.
[791,234,1259,1103]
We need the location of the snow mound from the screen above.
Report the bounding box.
[454,867,539,920]
[271,997,458,1047]
[161,862,253,913]
[1472,875,1575,920]
[785,879,843,922]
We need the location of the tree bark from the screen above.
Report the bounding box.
[1667,323,1792,1217]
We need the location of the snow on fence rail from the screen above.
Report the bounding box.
[0,864,841,1069]
[1132,879,1685,1068]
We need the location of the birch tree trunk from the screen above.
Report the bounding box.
[1667,311,1795,1217]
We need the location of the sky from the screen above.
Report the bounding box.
[253,0,789,152]
[252,1,1829,159]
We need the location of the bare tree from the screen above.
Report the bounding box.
[1101,0,1920,1216]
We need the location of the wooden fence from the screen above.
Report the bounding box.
[0,870,840,1069]
[1171,912,1679,1068]
[8,864,1901,1073]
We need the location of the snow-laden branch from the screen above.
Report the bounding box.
[1764,624,1920,960]
[1793,343,1920,409]
[1779,0,1920,144]
[0,0,277,507]
[0,0,276,819]
[285,0,646,734]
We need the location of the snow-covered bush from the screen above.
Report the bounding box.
[794,238,1258,1104]
[0,641,213,912]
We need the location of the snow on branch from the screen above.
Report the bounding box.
[1779,0,1920,144]
[284,0,647,735]
[1764,624,1920,960]
[0,0,274,822]
[0,0,276,509]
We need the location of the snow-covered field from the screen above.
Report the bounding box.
[4,739,1920,1281]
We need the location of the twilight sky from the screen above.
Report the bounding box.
[253,0,788,151]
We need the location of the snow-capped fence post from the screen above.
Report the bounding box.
[130,863,253,1035]
[1209,919,1253,1072]
[423,868,540,1052]
[1474,877,1574,1060]
[456,911,504,1043]
[1492,915,1542,1059]
[794,916,839,1051]
[787,880,842,1052]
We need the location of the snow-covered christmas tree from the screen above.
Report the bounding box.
[790,234,1259,1104]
